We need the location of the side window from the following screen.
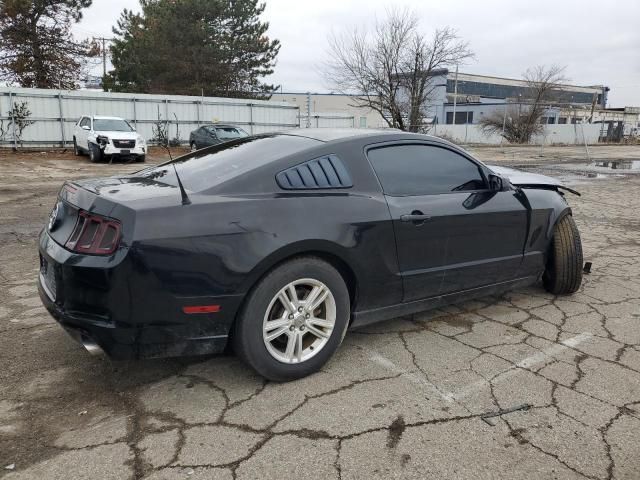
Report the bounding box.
[79,117,89,128]
[367,144,486,196]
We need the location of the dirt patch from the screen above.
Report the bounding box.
[0,146,188,164]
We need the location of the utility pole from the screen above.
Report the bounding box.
[102,37,107,76]
[500,102,507,146]
[93,37,113,77]
[452,64,459,125]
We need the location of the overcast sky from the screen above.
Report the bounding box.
[74,0,640,107]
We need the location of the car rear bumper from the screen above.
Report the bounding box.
[38,230,242,360]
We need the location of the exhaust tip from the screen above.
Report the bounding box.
[81,337,104,356]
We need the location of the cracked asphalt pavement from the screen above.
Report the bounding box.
[1,146,639,479]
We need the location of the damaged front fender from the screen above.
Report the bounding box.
[488,165,581,196]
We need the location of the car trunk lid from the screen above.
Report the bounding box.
[48,177,184,249]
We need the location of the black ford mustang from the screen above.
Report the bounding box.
[38,129,583,381]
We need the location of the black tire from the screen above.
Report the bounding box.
[89,143,102,163]
[543,214,583,294]
[73,137,81,156]
[136,155,146,163]
[190,142,197,152]
[233,257,350,382]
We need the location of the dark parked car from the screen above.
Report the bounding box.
[189,124,249,151]
[38,129,583,381]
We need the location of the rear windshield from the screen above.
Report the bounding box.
[94,119,133,132]
[215,126,249,140]
[136,134,320,192]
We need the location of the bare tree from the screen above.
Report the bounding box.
[0,101,34,149]
[325,9,473,132]
[479,65,568,143]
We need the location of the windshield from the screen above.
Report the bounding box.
[214,126,249,140]
[93,119,134,132]
[136,134,320,192]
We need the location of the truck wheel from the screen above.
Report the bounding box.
[73,138,81,156]
[136,155,146,163]
[233,257,350,382]
[543,215,583,294]
[89,143,102,163]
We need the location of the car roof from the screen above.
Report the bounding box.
[202,124,245,129]
[91,115,126,120]
[279,127,443,144]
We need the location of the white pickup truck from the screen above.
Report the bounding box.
[73,115,147,163]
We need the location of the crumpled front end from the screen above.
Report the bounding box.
[488,165,580,196]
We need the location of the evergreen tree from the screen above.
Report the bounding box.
[0,0,98,89]
[106,0,280,98]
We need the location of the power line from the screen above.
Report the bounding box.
[74,23,113,37]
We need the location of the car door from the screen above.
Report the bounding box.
[366,142,528,302]
[193,127,205,148]
[76,117,90,149]
[202,127,219,147]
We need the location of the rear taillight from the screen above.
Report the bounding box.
[65,210,121,255]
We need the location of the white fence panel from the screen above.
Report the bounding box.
[299,113,355,129]
[533,124,601,145]
[431,123,602,145]
[431,124,502,144]
[0,87,300,147]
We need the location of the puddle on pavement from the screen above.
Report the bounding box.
[591,160,640,171]
[519,159,640,186]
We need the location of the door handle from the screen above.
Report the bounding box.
[400,211,431,224]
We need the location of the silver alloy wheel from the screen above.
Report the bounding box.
[262,278,336,364]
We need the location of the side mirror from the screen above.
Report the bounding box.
[488,174,504,191]
[463,191,497,210]
[81,125,90,131]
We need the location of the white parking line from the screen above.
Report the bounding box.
[448,332,593,401]
[366,349,456,403]
[365,332,593,403]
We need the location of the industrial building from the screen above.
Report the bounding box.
[433,71,638,141]
[269,92,387,129]
[272,71,622,129]
[420,69,608,125]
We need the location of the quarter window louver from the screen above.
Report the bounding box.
[276,154,353,190]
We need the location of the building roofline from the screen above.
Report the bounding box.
[272,92,370,97]
[450,72,606,94]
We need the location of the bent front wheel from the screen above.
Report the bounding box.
[543,214,583,294]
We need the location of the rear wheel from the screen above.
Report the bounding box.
[233,257,350,382]
[190,142,197,152]
[73,137,81,156]
[89,143,102,163]
[543,215,583,294]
